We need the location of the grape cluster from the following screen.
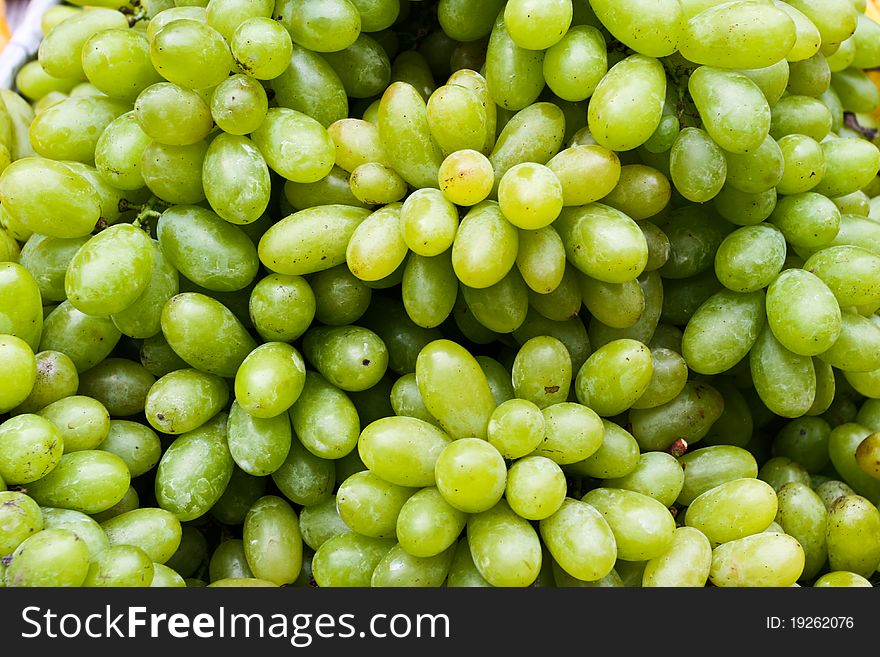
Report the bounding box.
[0,0,880,589]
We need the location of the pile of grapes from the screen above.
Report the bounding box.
[1,0,880,588]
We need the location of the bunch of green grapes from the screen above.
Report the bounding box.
[1,0,880,589]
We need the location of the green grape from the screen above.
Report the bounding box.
[510,336,570,410]
[530,402,603,465]
[750,324,817,418]
[832,192,870,217]
[774,0,821,62]
[158,205,258,292]
[389,372,439,426]
[547,144,621,206]
[814,137,880,199]
[27,450,130,515]
[775,482,828,580]
[12,350,78,415]
[601,164,671,221]
[484,13,544,111]
[4,528,90,587]
[642,526,712,587]
[144,368,227,434]
[818,311,880,373]
[574,338,653,416]
[786,52,831,97]
[766,269,841,356]
[467,499,542,587]
[587,54,665,152]
[147,6,208,39]
[309,265,371,327]
[270,45,348,127]
[75,358,155,418]
[484,399,543,460]
[773,417,831,474]
[434,438,506,514]
[154,413,233,521]
[290,371,360,459]
[630,380,725,452]
[349,0,399,31]
[285,167,368,210]
[161,292,257,378]
[0,158,101,239]
[415,339,496,440]
[851,12,880,68]
[260,205,371,276]
[539,498,616,583]
[723,134,784,194]
[0,414,63,485]
[460,272,527,333]
[565,420,641,480]
[0,491,43,556]
[399,188,457,257]
[516,227,566,297]
[40,4,81,34]
[210,74,268,135]
[437,149,494,207]
[685,478,778,545]
[630,348,688,411]
[591,0,682,57]
[243,495,303,585]
[284,0,360,52]
[349,162,407,205]
[91,484,140,524]
[497,163,563,230]
[679,1,796,69]
[95,111,152,191]
[40,507,108,560]
[828,423,880,503]
[312,533,394,587]
[299,497,351,552]
[583,487,675,561]
[709,532,805,587]
[37,395,109,453]
[542,25,606,102]
[506,456,567,521]
[770,192,839,248]
[714,224,786,293]
[670,127,727,203]
[251,107,336,183]
[141,140,208,205]
[0,335,36,413]
[371,544,454,587]
[825,494,880,577]
[689,66,771,154]
[82,28,162,101]
[377,81,443,189]
[64,224,153,317]
[816,479,856,511]
[438,0,504,42]
[489,102,565,193]
[301,325,387,393]
[790,0,858,53]
[150,20,234,89]
[205,0,273,40]
[401,252,457,329]
[604,452,684,508]
[713,185,777,227]
[855,434,880,479]
[327,118,387,172]
[503,0,572,50]
[135,82,213,147]
[556,203,648,284]
[83,544,155,587]
[804,245,880,308]
[97,420,161,479]
[336,470,415,538]
[234,342,305,419]
[813,571,872,587]
[770,94,833,141]
[346,203,407,279]
[14,60,80,102]
[38,8,129,80]
[323,34,392,99]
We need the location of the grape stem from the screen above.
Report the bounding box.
[844,112,879,142]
